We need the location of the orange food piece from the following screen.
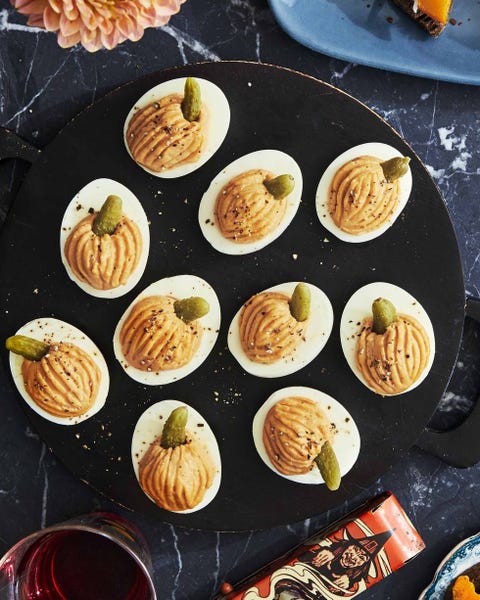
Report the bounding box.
[418,0,452,24]
[452,575,480,600]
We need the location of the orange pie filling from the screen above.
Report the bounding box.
[418,0,452,24]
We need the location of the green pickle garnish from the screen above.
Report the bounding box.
[314,440,341,491]
[6,335,49,361]
[380,156,410,183]
[181,77,202,122]
[161,406,188,449]
[92,195,122,237]
[263,174,295,200]
[174,296,210,324]
[372,297,398,334]
[289,283,311,322]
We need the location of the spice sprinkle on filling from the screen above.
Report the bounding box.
[120,295,202,372]
[328,155,400,235]
[126,94,205,173]
[64,213,142,291]
[263,396,334,475]
[138,432,216,512]
[356,314,430,395]
[215,169,287,243]
[239,291,306,364]
[22,342,101,418]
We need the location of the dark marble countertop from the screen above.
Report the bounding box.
[1,1,480,598]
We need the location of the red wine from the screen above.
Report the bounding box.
[16,529,151,599]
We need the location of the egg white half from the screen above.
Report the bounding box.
[131,399,222,513]
[113,275,221,385]
[60,178,150,299]
[9,317,109,425]
[198,149,303,255]
[123,77,230,178]
[315,142,413,243]
[252,386,360,485]
[340,282,435,396]
[228,282,333,378]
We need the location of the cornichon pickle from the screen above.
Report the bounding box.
[381,156,410,182]
[174,296,210,323]
[5,335,49,361]
[181,77,202,122]
[161,406,188,449]
[92,195,122,236]
[289,283,311,322]
[263,174,295,200]
[314,440,341,491]
[372,297,397,334]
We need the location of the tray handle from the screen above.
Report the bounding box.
[416,296,480,468]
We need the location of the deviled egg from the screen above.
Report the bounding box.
[340,282,435,396]
[113,275,221,385]
[198,150,302,255]
[228,282,333,378]
[124,77,230,178]
[253,386,360,487]
[60,178,150,299]
[316,143,412,243]
[6,317,109,425]
[132,400,221,513]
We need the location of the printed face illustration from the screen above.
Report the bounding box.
[340,545,369,569]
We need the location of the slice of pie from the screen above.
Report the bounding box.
[392,0,453,37]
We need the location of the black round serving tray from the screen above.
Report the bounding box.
[0,62,465,531]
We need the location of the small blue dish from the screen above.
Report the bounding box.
[268,0,480,85]
[419,532,480,599]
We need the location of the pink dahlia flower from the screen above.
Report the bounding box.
[11,0,185,52]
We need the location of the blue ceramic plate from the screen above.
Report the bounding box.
[268,0,480,85]
[419,532,480,599]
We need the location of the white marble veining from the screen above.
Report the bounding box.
[162,24,221,63]
[39,444,48,529]
[0,9,45,34]
[329,61,357,84]
[4,54,72,127]
[169,524,183,599]
[211,532,221,598]
[407,466,434,515]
